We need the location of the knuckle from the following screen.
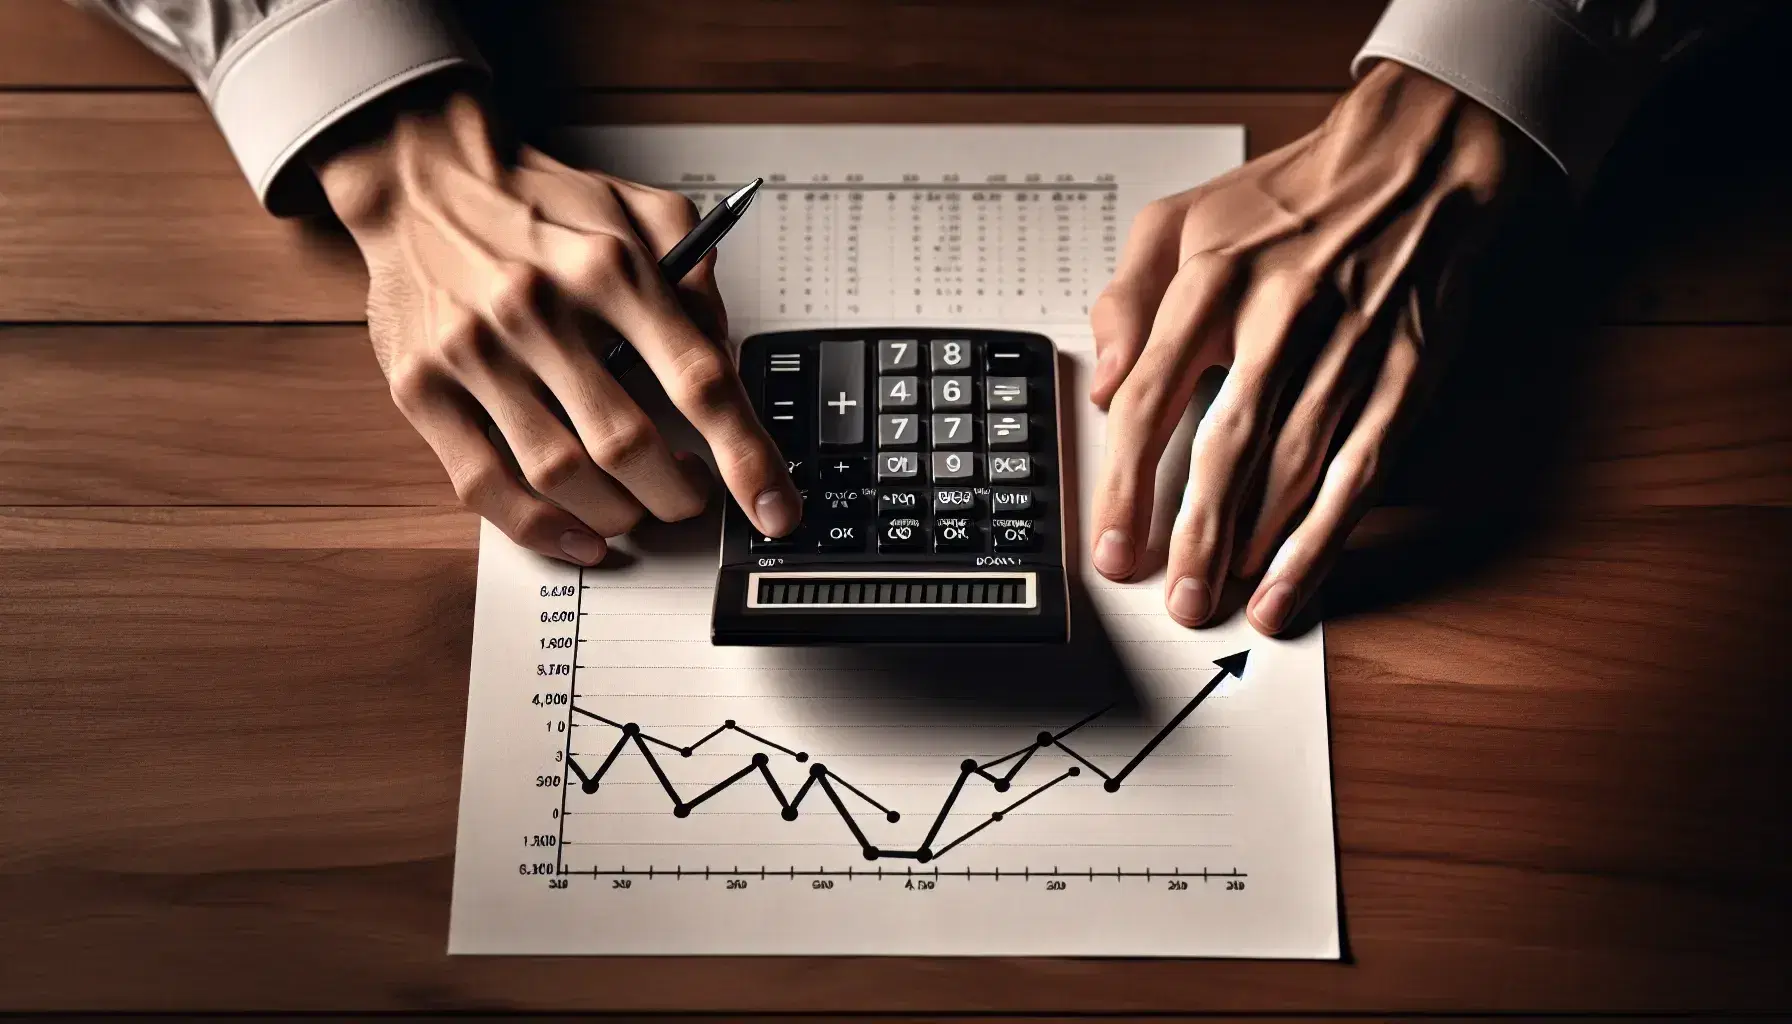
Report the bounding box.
[600,503,646,537]
[485,265,545,336]
[1272,422,1324,474]
[450,460,508,510]
[647,187,699,225]
[568,233,640,302]
[1201,387,1260,442]
[1132,196,1182,235]
[586,414,657,473]
[430,309,488,373]
[384,357,435,415]
[672,349,736,410]
[510,502,563,545]
[523,444,589,495]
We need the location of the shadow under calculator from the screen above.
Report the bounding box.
[628,509,1149,728]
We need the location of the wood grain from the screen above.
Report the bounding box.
[1,0,1379,91]
[1,508,1786,1011]
[3,324,1785,509]
[3,92,1787,325]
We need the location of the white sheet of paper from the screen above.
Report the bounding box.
[449,126,1339,958]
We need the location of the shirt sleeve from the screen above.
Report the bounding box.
[1353,0,1762,188]
[69,0,486,214]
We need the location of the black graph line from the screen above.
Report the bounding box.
[933,767,1079,860]
[563,650,1249,864]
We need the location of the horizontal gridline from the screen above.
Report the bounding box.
[661,181,1120,193]
[562,841,1233,847]
[562,814,1232,821]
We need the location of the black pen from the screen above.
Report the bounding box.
[602,177,763,377]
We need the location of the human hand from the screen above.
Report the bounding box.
[314,90,799,565]
[1087,62,1549,634]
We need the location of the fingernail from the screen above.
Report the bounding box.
[559,530,606,566]
[1093,529,1133,579]
[1168,576,1212,625]
[755,488,801,537]
[1252,580,1298,633]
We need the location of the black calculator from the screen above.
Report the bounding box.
[712,328,1068,645]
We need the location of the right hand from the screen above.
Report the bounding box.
[315,91,800,565]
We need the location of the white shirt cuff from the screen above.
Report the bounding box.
[202,0,485,214]
[1353,0,1647,189]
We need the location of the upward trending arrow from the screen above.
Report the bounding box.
[1212,650,1250,679]
[1097,649,1251,792]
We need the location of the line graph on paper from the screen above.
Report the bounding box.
[448,127,1337,957]
[530,567,1253,887]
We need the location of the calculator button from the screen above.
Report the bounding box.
[931,375,972,410]
[879,516,924,553]
[784,458,811,488]
[877,338,920,372]
[878,452,920,481]
[878,490,921,513]
[820,456,870,487]
[931,339,973,372]
[986,376,1028,410]
[750,527,800,552]
[992,518,1036,552]
[765,395,803,440]
[878,414,919,448]
[933,517,977,552]
[990,488,1032,513]
[983,340,1031,374]
[817,522,865,551]
[933,487,977,514]
[878,375,919,410]
[818,341,866,446]
[988,453,1032,482]
[987,413,1029,449]
[819,488,867,517]
[930,451,975,482]
[931,412,974,448]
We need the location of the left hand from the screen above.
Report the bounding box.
[1085,63,1549,635]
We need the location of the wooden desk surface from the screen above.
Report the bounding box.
[2,0,1788,1015]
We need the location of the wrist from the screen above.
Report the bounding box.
[1346,61,1553,201]
[310,80,499,231]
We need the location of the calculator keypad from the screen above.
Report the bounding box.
[751,331,1054,560]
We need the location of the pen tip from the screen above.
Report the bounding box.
[725,178,762,213]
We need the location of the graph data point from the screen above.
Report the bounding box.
[1102,779,1120,792]
[991,811,1004,822]
[863,847,880,861]
[809,763,827,778]
[724,719,736,728]
[680,747,693,757]
[916,849,933,864]
[622,722,640,736]
[1067,766,1081,777]
[959,758,978,773]
[752,752,769,767]
[780,807,798,821]
[886,810,900,823]
[581,780,599,794]
[993,779,1010,793]
[673,803,690,818]
[796,752,810,762]
[1036,731,1054,746]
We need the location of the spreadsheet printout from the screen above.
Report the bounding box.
[449,126,1340,958]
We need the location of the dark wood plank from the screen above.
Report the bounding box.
[1,0,1377,91]
[3,93,1786,325]
[1,508,1787,1011]
[4,324,1784,508]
